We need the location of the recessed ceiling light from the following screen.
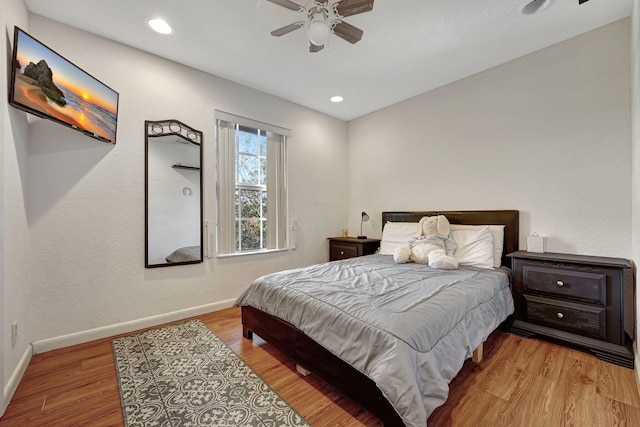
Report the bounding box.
[146,18,173,35]
[330,96,344,103]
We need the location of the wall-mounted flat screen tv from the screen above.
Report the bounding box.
[8,27,119,144]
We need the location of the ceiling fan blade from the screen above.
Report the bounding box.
[271,22,304,36]
[334,0,374,17]
[265,0,305,12]
[332,21,363,44]
[578,0,589,3]
[309,43,324,53]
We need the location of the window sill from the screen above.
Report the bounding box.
[216,248,289,258]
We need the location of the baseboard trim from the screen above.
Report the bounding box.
[2,344,33,417]
[31,299,236,354]
[635,345,640,398]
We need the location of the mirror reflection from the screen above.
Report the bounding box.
[145,120,203,267]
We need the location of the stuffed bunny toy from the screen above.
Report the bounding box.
[393,215,459,269]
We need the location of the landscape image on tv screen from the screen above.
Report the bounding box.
[9,27,119,143]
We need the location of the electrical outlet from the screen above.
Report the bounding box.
[11,321,18,346]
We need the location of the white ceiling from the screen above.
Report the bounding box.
[24,0,632,121]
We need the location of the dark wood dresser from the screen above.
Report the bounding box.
[328,237,380,261]
[507,251,634,368]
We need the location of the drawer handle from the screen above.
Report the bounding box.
[340,251,345,255]
[556,280,564,287]
[557,312,564,319]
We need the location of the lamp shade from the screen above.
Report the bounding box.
[309,13,330,46]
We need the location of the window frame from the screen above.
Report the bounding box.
[215,111,289,257]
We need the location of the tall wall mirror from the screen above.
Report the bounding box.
[145,120,203,267]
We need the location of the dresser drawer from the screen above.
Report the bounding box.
[330,243,358,260]
[524,294,606,340]
[522,265,606,304]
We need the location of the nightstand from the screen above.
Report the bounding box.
[507,251,634,368]
[328,237,380,261]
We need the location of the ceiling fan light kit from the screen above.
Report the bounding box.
[267,0,374,52]
[309,12,330,46]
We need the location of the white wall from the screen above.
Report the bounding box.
[348,16,638,378]
[1,0,30,416]
[631,0,640,378]
[0,12,4,414]
[347,19,631,260]
[22,14,348,345]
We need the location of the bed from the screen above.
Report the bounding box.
[237,210,519,427]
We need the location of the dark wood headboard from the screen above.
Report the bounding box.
[381,210,519,267]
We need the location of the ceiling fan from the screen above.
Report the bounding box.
[522,0,590,14]
[266,0,374,52]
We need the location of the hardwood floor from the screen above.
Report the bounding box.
[1,307,639,426]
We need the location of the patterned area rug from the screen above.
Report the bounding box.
[112,319,310,426]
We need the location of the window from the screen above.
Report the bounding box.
[216,112,288,255]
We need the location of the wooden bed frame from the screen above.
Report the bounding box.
[241,210,519,427]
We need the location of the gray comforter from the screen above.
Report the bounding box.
[235,254,514,427]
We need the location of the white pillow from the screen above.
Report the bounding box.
[450,224,505,268]
[451,226,494,269]
[379,222,420,255]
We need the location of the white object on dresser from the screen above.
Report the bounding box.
[527,232,545,253]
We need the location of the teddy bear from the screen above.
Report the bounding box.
[393,215,459,269]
